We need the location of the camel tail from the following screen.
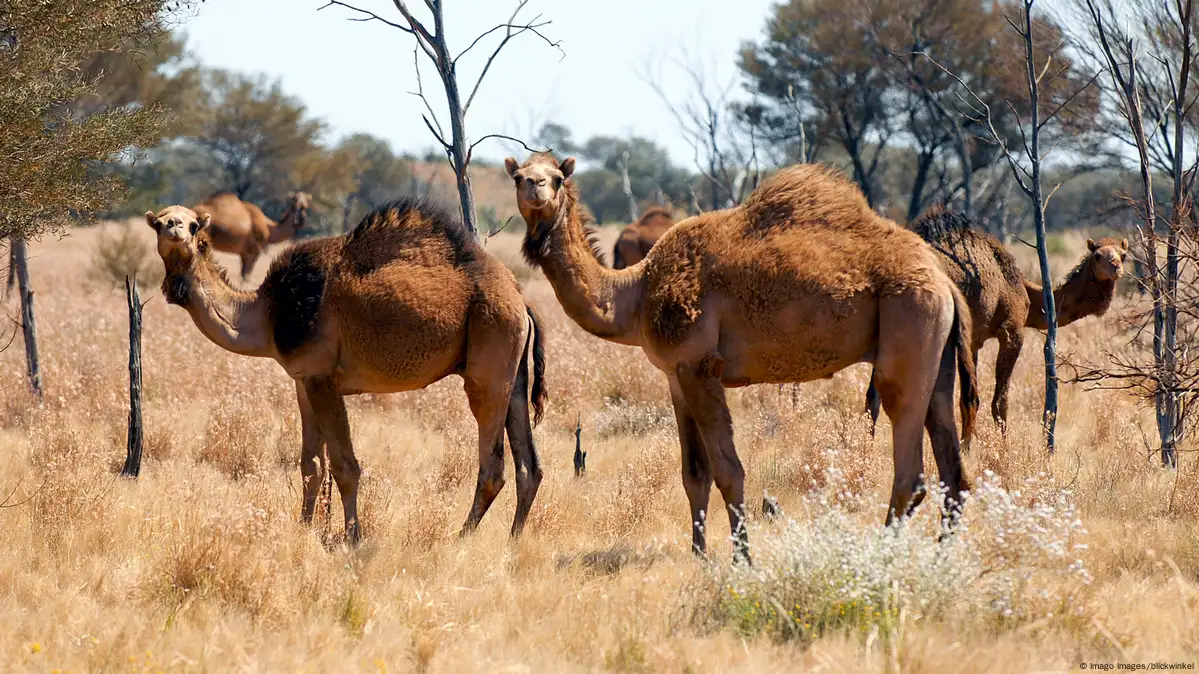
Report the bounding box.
[950,285,979,446]
[525,302,548,427]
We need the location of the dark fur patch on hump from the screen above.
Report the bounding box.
[260,247,327,357]
[910,207,1024,288]
[346,196,479,264]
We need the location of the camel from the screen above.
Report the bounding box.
[193,191,311,281]
[612,207,674,269]
[865,207,1127,433]
[146,198,547,544]
[505,152,977,560]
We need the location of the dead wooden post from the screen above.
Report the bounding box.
[573,412,586,477]
[761,490,781,521]
[121,276,144,478]
[12,238,42,400]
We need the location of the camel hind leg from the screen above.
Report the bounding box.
[875,291,951,525]
[460,304,523,535]
[865,369,882,436]
[923,333,969,533]
[460,375,511,535]
[504,333,543,538]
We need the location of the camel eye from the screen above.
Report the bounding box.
[553,176,562,188]
[189,221,200,235]
[513,176,523,186]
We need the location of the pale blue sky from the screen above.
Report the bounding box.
[180,0,777,166]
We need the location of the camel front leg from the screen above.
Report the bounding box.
[239,250,260,281]
[992,329,1024,435]
[675,359,749,564]
[302,376,361,545]
[669,376,713,557]
[295,381,327,524]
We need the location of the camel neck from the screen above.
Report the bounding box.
[267,210,299,244]
[533,191,645,346]
[163,249,275,358]
[1024,262,1115,331]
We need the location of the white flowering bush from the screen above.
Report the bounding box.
[701,470,1092,643]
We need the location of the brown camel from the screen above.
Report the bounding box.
[146,198,547,544]
[865,207,1127,433]
[612,207,674,269]
[505,153,977,560]
[193,191,311,281]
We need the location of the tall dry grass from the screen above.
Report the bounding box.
[1,221,1197,672]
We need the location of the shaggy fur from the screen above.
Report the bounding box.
[866,207,1126,432]
[146,198,549,544]
[508,153,977,560]
[612,207,674,270]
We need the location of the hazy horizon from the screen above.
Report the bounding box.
[180,0,776,167]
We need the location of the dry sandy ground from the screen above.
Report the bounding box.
[0,220,1196,672]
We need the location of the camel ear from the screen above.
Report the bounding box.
[1120,238,1129,251]
[196,212,211,232]
[560,156,576,179]
[504,157,519,178]
[1086,238,1097,252]
[145,211,159,231]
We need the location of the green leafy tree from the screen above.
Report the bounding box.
[188,70,327,203]
[0,0,189,239]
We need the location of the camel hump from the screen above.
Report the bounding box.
[743,164,873,230]
[636,207,674,228]
[344,197,479,267]
[910,208,1025,289]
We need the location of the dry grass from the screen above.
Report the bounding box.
[2,222,1198,672]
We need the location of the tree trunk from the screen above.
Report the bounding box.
[12,238,42,400]
[341,193,354,234]
[619,151,638,222]
[121,277,144,478]
[953,120,973,219]
[432,13,478,241]
[906,149,935,222]
[1021,5,1057,452]
[1160,0,1193,469]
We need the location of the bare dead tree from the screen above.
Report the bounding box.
[617,150,639,222]
[920,0,1104,452]
[121,276,145,478]
[1068,0,1196,467]
[573,412,585,478]
[10,238,41,400]
[640,48,763,210]
[320,0,562,239]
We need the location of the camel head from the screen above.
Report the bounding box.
[505,153,576,236]
[145,205,211,265]
[1086,237,1128,282]
[283,191,312,230]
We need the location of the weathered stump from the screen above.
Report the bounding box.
[573,412,586,477]
[121,277,144,478]
[12,239,42,399]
